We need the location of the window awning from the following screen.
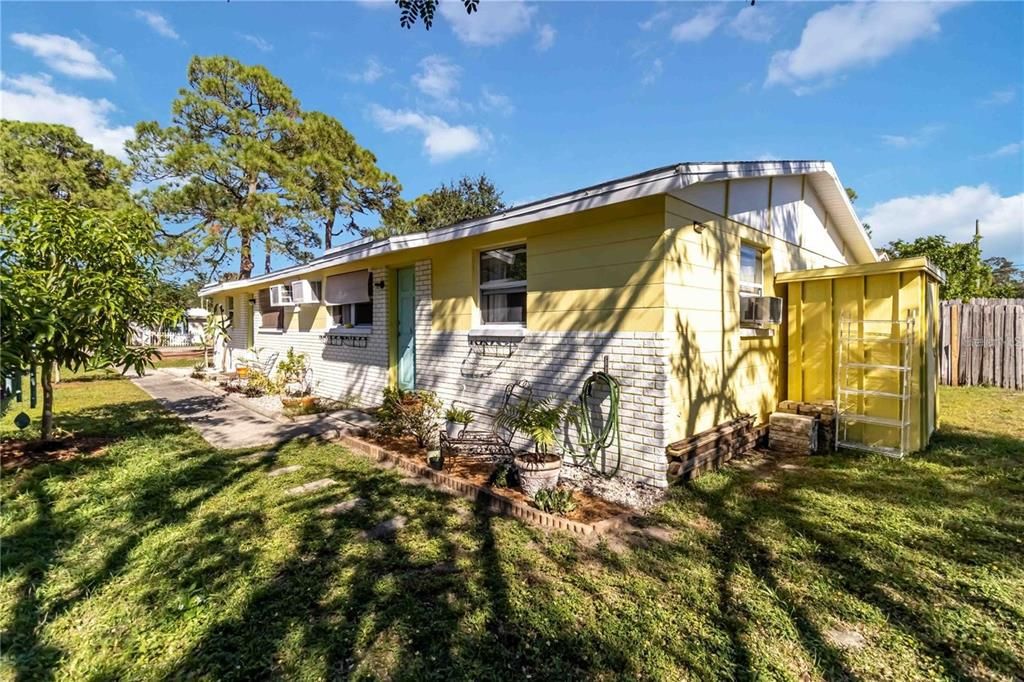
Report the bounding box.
[324,271,370,306]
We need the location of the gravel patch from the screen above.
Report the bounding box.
[558,462,666,512]
[244,394,285,418]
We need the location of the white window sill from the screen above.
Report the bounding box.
[739,327,775,339]
[469,325,527,340]
[257,329,285,335]
[324,326,373,336]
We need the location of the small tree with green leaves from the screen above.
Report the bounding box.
[380,174,506,237]
[879,235,992,300]
[0,200,175,439]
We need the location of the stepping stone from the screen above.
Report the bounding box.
[237,451,275,463]
[285,478,337,496]
[319,497,367,517]
[362,515,407,540]
[268,465,302,477]
[826,628,866,650]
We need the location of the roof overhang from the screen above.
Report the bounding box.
[199,160,878,296]
[775,256,946,284]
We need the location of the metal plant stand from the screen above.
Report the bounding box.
[835,313,915,458]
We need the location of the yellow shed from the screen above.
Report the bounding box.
[778,257,945,456]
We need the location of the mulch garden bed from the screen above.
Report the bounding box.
[1,435,115,471]
[370,434,632,525]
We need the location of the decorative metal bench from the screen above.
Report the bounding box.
[439,379,532,469]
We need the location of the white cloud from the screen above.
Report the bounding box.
[440,0,535,46]
[864,185,1024,260]
[980,87,1016,106]
[639,9,671,32]
[730,5,776,43]
[0,73,133,157]
[239,33,273,52]
[479,87,514,115]
[641,58,663,86]
[879,123,944,148]
[670,6,726,43]
[535,24,556,51]
[10,33,114,80]
[134,10,179,40]
[983,141,1023,159]
[767,2,956,89]
[368,104,488,162]
[348,57,388,84]
[412,55,461,106]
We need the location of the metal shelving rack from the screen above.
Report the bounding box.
[835,312,915,458]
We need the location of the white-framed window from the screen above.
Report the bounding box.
[225,296,235,326]
[480,245,527,325]
[331,301,373,327]
[327,271,373,328]
[739,243,764,296]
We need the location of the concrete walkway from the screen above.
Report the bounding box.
[131,372,367,449]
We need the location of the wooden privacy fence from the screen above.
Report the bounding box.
[940,299,1024,389]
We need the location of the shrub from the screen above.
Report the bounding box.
[375,387,443,447]
[276,347,308,394]
[489,459,518,489]
[246,370,276,395]
[533,488,576,516]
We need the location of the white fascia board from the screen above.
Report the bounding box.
[198,160,874,296]
[199,166,685,296]
[808,164,878,263]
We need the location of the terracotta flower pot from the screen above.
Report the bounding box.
[300,396,316,409]
[514,453,562,498]
[236,366,250,379]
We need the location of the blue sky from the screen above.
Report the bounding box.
[2,0,1022,270]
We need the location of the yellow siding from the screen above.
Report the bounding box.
[663,195,842,443]
[206,197,667,337]
[783,260,942,452]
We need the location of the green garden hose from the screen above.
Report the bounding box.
[571,371,622,477]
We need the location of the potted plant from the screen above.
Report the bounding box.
[508,399,567,497]
[426,433,444,470]
[236,365,250,380]
[444,405,474,439]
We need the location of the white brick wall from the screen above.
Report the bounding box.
[230,259,672,487]
[412,260,670,487]
[245,267,390,408]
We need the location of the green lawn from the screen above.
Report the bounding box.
[2,380,1022,680]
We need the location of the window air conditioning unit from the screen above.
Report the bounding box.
[740,296,783,328]
[290,280,320,305]
[269,284,294,307]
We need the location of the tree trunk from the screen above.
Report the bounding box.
[324,215,335,250]
[265,238,272,274]
[239,233,254,279]
[41,362,55,440]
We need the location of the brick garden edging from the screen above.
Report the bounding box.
[334,432,639,537]
[164,370,639,536]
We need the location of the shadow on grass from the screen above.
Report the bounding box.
[3,391,1022,679]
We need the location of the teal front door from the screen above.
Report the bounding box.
[396,267,416,390]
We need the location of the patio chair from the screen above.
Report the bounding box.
[237,350,279,377]
[440,379,532,469]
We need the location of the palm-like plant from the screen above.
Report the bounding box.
[510,399,567,461]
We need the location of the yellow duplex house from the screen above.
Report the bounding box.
[200,160,880,487]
